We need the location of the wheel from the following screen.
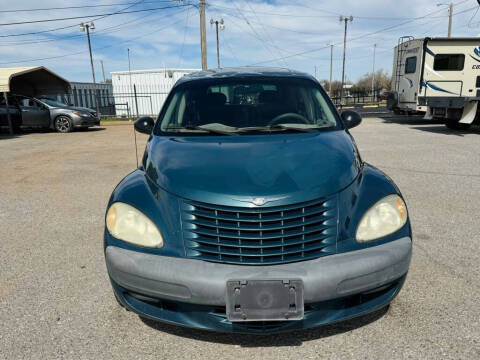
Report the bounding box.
[54,115,73,133]
[445,119,471,130]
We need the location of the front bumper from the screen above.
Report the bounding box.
[72,114,100,127]
[106,237,411,333]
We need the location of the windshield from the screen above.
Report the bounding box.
[38,98,68,107]
[155,78,339,135]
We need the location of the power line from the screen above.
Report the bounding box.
[247,2,476,66]
[0,10,188,65]
[0,3,191,38]
[243,0,289,67]
[230,2,286,67]
[0,0,180,14]
[177,5,191,68]
[209,0,472,20]
[0,3,193,27]
[0,7,177,46]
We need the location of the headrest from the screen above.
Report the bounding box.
[204,92,226,106]
[258,90,279,104]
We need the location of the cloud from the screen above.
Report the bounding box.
[0,0,479,82]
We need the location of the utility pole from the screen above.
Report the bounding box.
[127,48,135,119]
[329,44,334,97]
[80,22,100,118]
[199,0,207,70]
[100,60,106,83]
[372,44,377,98]
[80,22,100,117]
[339,16,353,107]
[448,2,453,38]
[210,18,224,68]
[437,3,453,38]
[314,65,317,79]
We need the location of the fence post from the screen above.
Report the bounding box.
[3,92,14,135]
[133,84,139,118]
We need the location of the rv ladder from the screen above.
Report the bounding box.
[394,36,414,93]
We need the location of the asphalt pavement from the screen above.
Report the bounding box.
[0,117,479,359]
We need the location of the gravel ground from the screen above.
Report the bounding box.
[0,117,479,359]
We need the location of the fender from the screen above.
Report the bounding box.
[104,169,185,258]
[337,164,412,253]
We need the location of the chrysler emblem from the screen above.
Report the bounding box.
[232,196,287,206]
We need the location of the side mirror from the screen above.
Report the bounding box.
[341,110,362,129]
[134,116,155,134]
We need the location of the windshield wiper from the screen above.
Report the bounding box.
[238,125,317,133]
[268,124,317,132]
[164,125,238,136]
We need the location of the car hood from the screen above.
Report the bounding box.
[144,131,360,206]
[68,106,95,114]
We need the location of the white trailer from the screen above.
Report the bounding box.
[388,37,480,129]
[111,68,198,117]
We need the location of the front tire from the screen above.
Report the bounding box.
[54,115,73,133]
[445,119,471,130]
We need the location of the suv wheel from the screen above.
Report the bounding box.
[55,115,73,133]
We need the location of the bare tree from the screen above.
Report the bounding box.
[353,69,392,92]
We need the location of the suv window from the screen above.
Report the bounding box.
[405,57,417,74]
[156,78,339,135]
[433,54,465,71]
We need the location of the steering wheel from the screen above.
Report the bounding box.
[268,112,309,126]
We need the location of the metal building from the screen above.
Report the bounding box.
[52,81,114,115]
[111,68,198,117]
[67,81,114,115]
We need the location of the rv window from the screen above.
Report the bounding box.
[433,54,465,71]
[405,57,417,74]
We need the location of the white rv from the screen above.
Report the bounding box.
[388,37,480,129]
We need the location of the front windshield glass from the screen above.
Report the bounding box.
[39,98,68,107]
[155,78,338,135]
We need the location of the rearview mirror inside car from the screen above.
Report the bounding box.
[340,110,362,129]
[134,117,155,134]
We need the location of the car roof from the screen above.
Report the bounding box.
[174,67,317,87]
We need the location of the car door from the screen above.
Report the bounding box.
[17,97,50,128]
[0,94,21,128]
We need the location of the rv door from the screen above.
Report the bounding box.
[398,55,419,109]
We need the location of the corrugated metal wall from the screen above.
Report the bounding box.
[55,82,115,115]
[111,69,198,117]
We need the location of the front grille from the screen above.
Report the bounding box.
[181,196,338,265]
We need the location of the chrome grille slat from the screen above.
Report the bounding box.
[189,214,334,231]
[190,223,332,240]
[193,241,330,257]
[183,205,336,222]
[181,196,338,265]
[188,234,336,249]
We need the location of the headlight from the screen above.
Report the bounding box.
[106,202,163,248]
[356,194,408,242]
[73,111,90,117]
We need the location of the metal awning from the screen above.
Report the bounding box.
[0,66,70,95]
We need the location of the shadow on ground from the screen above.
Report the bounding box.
[377,115,480,136]
[0,127,106,138]
[140,305,389,347]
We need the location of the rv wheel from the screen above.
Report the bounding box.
[445,119,471,130]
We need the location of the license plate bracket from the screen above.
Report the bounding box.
[226,279,304,322]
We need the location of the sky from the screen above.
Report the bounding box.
[1,0,479,83]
